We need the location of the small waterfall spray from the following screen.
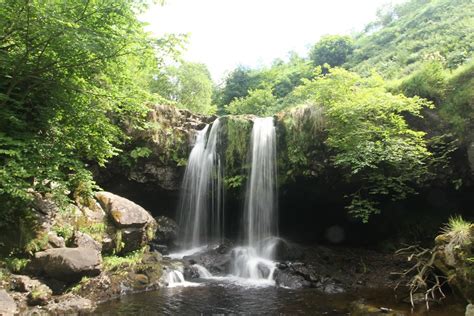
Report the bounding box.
[177,118,224,249]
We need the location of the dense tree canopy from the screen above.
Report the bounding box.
[0,0,182,229]
[309,35,354,68]
[156,62,215,114]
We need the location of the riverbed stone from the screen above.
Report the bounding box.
[32,247,102,282]
[0,289,17,315]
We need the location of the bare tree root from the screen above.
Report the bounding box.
[394,244,448,310]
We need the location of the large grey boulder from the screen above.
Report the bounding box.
[95,191,154,228]
[95,191,157,253]
[33,247,102,282]
[0,289,17,315]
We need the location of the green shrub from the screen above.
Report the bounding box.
[399,61,448,105]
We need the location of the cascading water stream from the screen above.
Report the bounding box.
[176,119,224,249]
[244,117,278,251]
[171,117,279,286]
[231,117,278,282]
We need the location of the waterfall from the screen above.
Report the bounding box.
[177,118,224,249]
[230,117,278,282]
[165,269,201,287]
[244,117,278,255]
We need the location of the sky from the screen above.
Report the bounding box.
[141,0,404,82]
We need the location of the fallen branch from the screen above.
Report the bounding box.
[394,244,448,310]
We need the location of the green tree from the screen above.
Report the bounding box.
[309,35,354,67]
[226,88,277,116]
[216,66,260,112]
[293,68,432,222]
[0,0,182,247]
[166,62,214,114]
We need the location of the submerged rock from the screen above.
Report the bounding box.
[350,299,404,316]
[31,247,102,282]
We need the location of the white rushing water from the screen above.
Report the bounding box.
[244,117,278,251]
[231,117,279,282]
[193,264,213,278]
[172,117,279,287]
[165,269,201,288]
[176,119,224,249]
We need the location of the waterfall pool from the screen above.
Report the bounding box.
[94,281,465,315]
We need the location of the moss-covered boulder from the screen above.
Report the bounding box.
[434,223,474,303]
[96,191,157,254]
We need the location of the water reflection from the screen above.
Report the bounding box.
[94,281,465,315]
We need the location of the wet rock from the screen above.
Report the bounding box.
[183,246,231,274]
[47,231,66,248]
[27,283,52,306]
[274,261,344,292]
[72,231,102,252]
[183,265,200,279]
[274,269,311,288]
[154,216,178,245]
[32,247,102,282]
[0,289,17,315]
[257,263,271,277]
